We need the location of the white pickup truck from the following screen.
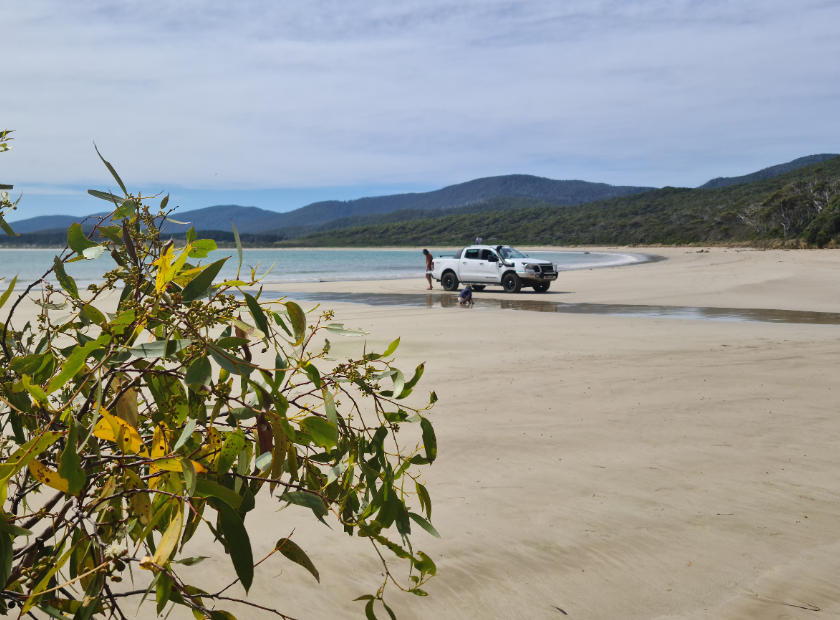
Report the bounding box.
[429,245,558,293]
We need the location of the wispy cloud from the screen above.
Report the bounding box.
[3,0,839,216]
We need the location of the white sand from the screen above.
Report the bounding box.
[6,247,840,619]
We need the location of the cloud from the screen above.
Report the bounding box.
[2,0,839,215]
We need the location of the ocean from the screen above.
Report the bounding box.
[0,248,647,291]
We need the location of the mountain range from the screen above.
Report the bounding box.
[3,154,837,246]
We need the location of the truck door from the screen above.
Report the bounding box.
[477,249,502,282]
[460,248,481,281]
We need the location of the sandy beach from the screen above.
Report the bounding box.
[5,246,840,619]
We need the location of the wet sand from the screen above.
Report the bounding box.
[6,246,840,619]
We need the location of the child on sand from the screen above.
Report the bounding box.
[458,286,474,306]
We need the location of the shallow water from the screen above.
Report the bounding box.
[261,291,840,326]
[0,248,650,290]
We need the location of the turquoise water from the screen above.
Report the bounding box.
[0,248,648,290]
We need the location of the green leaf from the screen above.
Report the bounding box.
[365,599,377,620]
[124,339,191,359]
[59,418,86,495]
[67,223,100,255]
[112,199,136,220]
[46,340,103,394]
[303,363,322,388]
[172,556,209,566]
[185,356,212,393]
[401,363,425,396]
[217,429,245,476]
[207,344,258,377]
[0,516,33,538]
[414,551,437,575]
[255,451,272,472]
[82,246,105,260]
[181,257,229,302]
[94,144,127,196]
[188,239,216,258]
[194,479,242,510]
[244,293,269,339]
[391,370,405,400]
[172,418,196,453]
[283,490,329,521]
[275,538,320,582]
[180,457,197,496]
[10,352,49,376]
[383,337,400,358]
[185,226,197,243]
[231,221,243,278]
[86,189,122,204]
[0,213,20,237]
[408,512,440,538]
[325,323,369,337]
[285,302,307,344]
[53,256,79,299]
[416,482,432,520]
[420,417,437,464]
[82,304,106,326]
[0,431,62,481]
[0,533,12,588]
[300,416,337,450]
[97,225,123,245]
[156,570,172,615]
[382,600,397,620]
[0,275,17,310]
[208,498,254,592]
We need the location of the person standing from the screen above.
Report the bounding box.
[423,249,433,290]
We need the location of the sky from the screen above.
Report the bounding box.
[2,0,839,220]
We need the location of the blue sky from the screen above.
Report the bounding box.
[3,0,839,219]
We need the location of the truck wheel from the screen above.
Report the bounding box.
[532,282,551,293]
[502,273,522,293]
[441,272,459,291]
[470,285,486,291]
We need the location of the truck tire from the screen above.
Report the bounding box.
[502,273,522,293]
[441,271,459,291]
[469,285,486,291]
[532,282,551,293]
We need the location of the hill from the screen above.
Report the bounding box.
[698,154,839,189]
[278,156,840,248]
[5,175,654,238]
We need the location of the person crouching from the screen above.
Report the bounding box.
[458,286,474,306]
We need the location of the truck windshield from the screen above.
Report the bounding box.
[499,247,528,259]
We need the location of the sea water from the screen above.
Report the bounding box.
[0,248,648,291]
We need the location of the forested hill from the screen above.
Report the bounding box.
[698,154,838,189]
[279,156,840,248]
[6,175,654,238]
[260,175,655,230]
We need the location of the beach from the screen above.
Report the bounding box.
[5,246,840,619]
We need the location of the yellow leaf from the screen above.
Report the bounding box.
[151,457,207,475]
[197,427,223,468]
[151,423,170,457]
[28,460,70,492]
[154,243,193,292]
[154,244,175,292]
[172,264,206,287]
[94,409,150,457]
[124,469,152,525]
[152,500,183,566]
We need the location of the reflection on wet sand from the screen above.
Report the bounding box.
[258,291,840,325]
